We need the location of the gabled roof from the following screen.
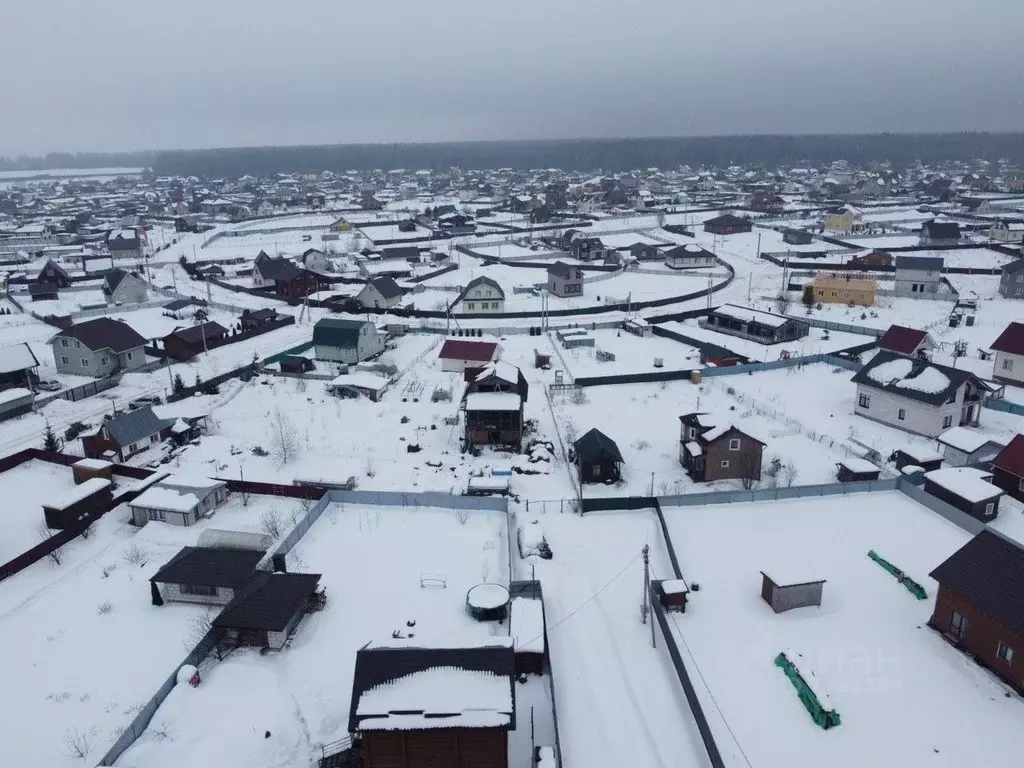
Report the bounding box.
[381,246,420,260]
[573,428,623,463]
[102,405,175,447]
[0,342,40,373]
[28,281,59,296]
[212,571,321,632]
[1002,258,1024,275]
[929,531,1024,638]
[103,267,140,293]
[37,259,70,281]
[163,298,205,312]
[704,213,750,227]
[665,243,714,260]
[922,220,961,239]
[547,260,579,279]
[255,257,302,282]
[452,276,505,310]
[850,350,978,406]
[877,324,930,355]
[366,275,403,299]
[50,317,147,353]
[348,640,516,733]
[164,321,228,345]
[993,434,1024,478]
[990,322,1024,356]
[313,317,371,347]
[438,339,499,362]
[150,546,263,588]
[894,255,943,272]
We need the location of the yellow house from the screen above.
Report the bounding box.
[810,272,876,306]
[329,216,351,232]
[823,205,862,234]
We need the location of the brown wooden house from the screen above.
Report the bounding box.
[991,434,1024,502]
[849,249,894,269]
[572,428,623,484]
[349,640,516,768]
[678,413,765,483]
[703,213,752,236]
[162,322,228,361]
[464,363,528,453]
[929,530,1024,692]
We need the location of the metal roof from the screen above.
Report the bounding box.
[102,406,175,448]
[212,571,322,632]
[150,546,264,588]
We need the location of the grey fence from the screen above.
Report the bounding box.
[784,314,885,338]
[983,397,1024,416]
[258,492,332,569]
[658,478,900,509]
[896,481,988,536]
[97,629,218,766]
[34,373,122,407]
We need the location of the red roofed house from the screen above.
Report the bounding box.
[438,339,502,373]
[991,322,1024,387]
[877,324,934,358]
[992,434,1024,502]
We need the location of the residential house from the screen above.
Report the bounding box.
[150,546,264,606]
[546,261,583,297]
[252,255,319,298]
[809,272,877,306]
[573,428,623,484]
[998,259,1024,299]
[28,282,59,301]
[348,640,516,768]
[300,248,330,273]
[279,355,315,375]
[163,297,207,319]
[894,255,944,295]
[920,218,961,246]
[162,321,229,361]
[102,268,148,305]
[48,317,148,377]
[464,362,528,452]
[357,276,404,310]
[929,530,1024,692]
[991,435,1024,502]
[703,213,752,236]
[989,220,1024,244]
[923,467,1003,521]
[313,318,385,364]
[437,339,502,373]
[782,228,813,246]
[990,322,1024,387]
[850,351,987,437]
[129,475,228,527]
[678,413,765,483]
[381,246,421,263]
[699,303,809,344]
[238,307,279,331]
[0,342,39,390]
[570,235,609,262]
[748,192,784,213]
[877,324,934,358]
[450,276,505,314]
[212,570,323,651]
[36,259,71,287]
[849,249,893,269]
[106,228,143,259]
[936,427,1004,467]
[82,405,175,460]
[665,243,716,269]
[823,206,862,234]
[359,194,384,211]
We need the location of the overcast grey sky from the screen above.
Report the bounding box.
[3,0,1022,156]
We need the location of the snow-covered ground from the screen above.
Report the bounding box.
[0,460,79,563]
[663,492,1024,768]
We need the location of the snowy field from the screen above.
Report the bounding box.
[116,503,509,768]
[663,492,1024,768]
[557,328,701,378]
[0,460,78,563]
[358,222,435,243]
[660,319,869,361]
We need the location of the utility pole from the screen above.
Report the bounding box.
[166,352,174,391]
[641,544,651,625]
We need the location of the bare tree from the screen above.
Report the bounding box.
[737,452,762,491]
[781,460,799,488]
[260,508,285,539]
[60,728,92,759]
[183,609,224,659]
[38,524,64,566]
[775,293,791,316]
[122,543,149,567]
[268,407,299,466]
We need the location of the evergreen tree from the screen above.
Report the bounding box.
[173,373,185,394]
[42,422,60,452]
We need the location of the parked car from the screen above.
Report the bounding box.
[36,379,62,392]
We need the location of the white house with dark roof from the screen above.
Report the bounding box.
[102,268,148,305]
[450,276,505,314]
[990,322,1024,387]
[48,317,148,377]
[999,259,1024,300]
[128,475,228,527]
[851,351,987,437]
[357,275,404,309]
[894,255,944,295]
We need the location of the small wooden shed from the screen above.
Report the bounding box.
[42,477,112,529]
[659,579,690,612]
[279,355,315,375]
[760,571,825,613]
[889,447,943,472]
[835,458,881,482]
[72,458,114,485]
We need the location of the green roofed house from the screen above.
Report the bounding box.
[573,428,623,484]
[313,318,385,364]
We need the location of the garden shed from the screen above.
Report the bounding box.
[760,570,826,613]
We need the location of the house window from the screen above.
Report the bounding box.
[688,427,697,439]
[1019,477,1024,492]
[1003,358,1014,371]
[1018,275,1024,283]
[898,409,906,421]
[466,302,475,310]
[60,338,69,348]
[950,610,967,640]
[127,351,133,361]
[148,509,166,522]
[180,583,217,597]
[100,357,109,366]
[591,463,601,477]
[60,356,69,365]
[81,358,89,367]
[728,438,741,451]
[720,460,729,468]
[943,415,953,428]
[998,642,1014,664]
[858,394,870,408]
[150,434,159,444]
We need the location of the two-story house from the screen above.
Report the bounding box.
[103,268,148,305]
[357,276,404,310]
[850,351,986,437]
[678,412,765,483]
[313,318,385,364]
[990,322,1024,387]
[106,228,143,260]
[998,259,1024,300]
[989,220,1024,244]
[546,261,583,297]
[894,255,944,295]
[450,276,505,314]
[919,218,961,246]
[47,317,148,377]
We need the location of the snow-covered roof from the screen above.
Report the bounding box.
[703,424,732,442]
[762,569,827,588]
[356,667,513,731]
[662,579,689,595]
[73,458,112,471]
[0,387,33,406]
[44,477,110,510]
[937,427,1001,454]
[129,475,224,513]
[712,303,790,329]
[329,372,389,391]
[685,441,703,457]
[866,357,949,394]
[511,597,544,653]
[465,392,521,411]
[0,342,39,374]
[837,458,879,474]
[925,467,1002,503]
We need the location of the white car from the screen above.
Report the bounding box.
[36,380,62,392]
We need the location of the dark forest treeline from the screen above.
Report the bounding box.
[5,133,1024,177]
